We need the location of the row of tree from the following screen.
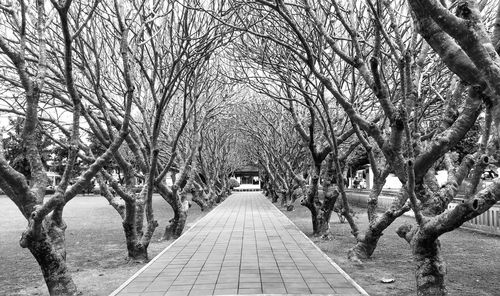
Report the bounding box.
[223,1,499,296]
[0,1,243,295]
[1,0,500,295]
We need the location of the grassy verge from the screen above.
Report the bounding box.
[280,201,499,296]
[0,194,209,296]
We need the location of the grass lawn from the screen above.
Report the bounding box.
[280,201,500,296]
[0,194,207,296]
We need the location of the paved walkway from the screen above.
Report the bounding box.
[110,192,368,296]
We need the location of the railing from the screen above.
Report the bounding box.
[346,189,500,236]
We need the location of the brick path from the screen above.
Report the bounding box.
[110,192,368,296]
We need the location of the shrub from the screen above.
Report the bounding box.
[92,187,101,195]
[228,178,240,189]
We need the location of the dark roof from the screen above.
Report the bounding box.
[234,165,259,173]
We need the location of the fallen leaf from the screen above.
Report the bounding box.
[381,278,395,283]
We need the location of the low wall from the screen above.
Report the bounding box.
[233,188,261,192]
[346,189,500,236]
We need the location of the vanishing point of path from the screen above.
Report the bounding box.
[110,192,368,296]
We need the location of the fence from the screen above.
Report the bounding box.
[447,200,500,235]
[346,189,500,236]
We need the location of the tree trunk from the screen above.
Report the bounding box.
[121,200,149,262]
[348,210,406,261]
[192,191,208,211]
[207,188,217,206]
[263,181,272,197]
[218,179,230,202]
[315,212,329,237]
[316,187,339,238]
[162,197,189,240]
[126,244,148,262]
[122,221,148,262]
[215,186,227,203]
[270,187,279,203]
[348,189,409,262]
[347,228,383,261]
[301,164,322,235]
[413,237,446,296]
[397,224,446,296]
[24,220,78,296]
[367,176,387,222]
[300,182,320,235]
[29,243,78,296]
[306,204,320,234]
[301,188,321,234]
[286,189,295,211]
[134,200,145,238]
[279,191,286,207]
[163,209,180,241]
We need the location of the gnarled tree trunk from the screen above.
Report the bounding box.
[270,187,279,203]
[347,226,383,261]
[397,224,446,296]
[161,192,189,241]
[413,237,446,296]
[122,222,149,261]
[316,185,339,238]
[192,190,208,211]
[98,175,150,261]
[285,188,296,211]
[121,200,149,262]
[300,164,325,235]
[22,217,78,296]
[279,190,288,207]
[348,189,409,261]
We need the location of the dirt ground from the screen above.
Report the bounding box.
[281,202,500,296]
[0,194,206,296]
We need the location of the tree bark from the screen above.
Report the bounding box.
[397,224,446,296]
[301,164,323,235]
[301,194,318,232]
[192,190,208,211]
[347,227,383,262]
[396,167,499,295]
[285,189,295,211]
[24,219,78,296]
[413,238,446,296]
[367,176,387,222]
[269,186,279,203]
[279,190,287,207]
[118,197,149,262]
[348,189,410,261]
[207,187,217,206]
[122,220,148,262]
[162,195,189,240]
[316,186,339,238]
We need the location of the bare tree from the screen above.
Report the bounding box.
[228,14,363,237]
[224,1,499,294]
[0,0,132,294]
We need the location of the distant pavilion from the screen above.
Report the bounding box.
[233,165,261,191]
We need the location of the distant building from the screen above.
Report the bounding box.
[233,166,260,190]
[46,171,61,188]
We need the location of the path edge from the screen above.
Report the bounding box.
[108,196,227,296]
[268,195,370,296]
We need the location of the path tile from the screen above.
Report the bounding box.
[215,283,238,289]
[110,192,368,295]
